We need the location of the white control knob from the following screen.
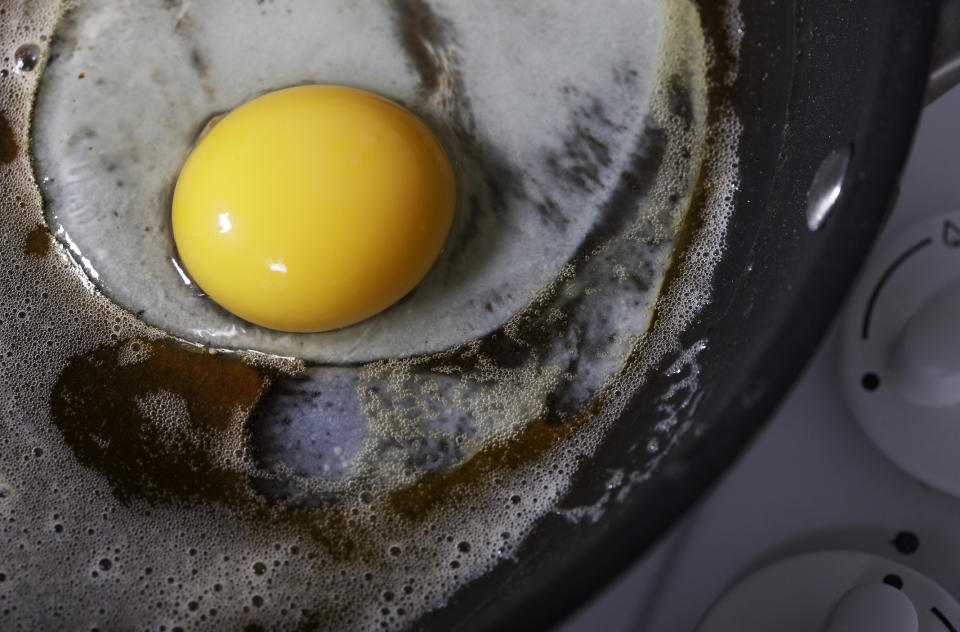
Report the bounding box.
[823,583,918,632]
[842,212,960,496]
[696,551,960,632]
[889,282,960,407]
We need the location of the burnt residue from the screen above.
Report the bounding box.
[543,97,617,192]
[564,114,667,261]
[532,71,663,235]
[170,9,215,98]
[0,111,17,163]
[389,0,520,287]
[51,339,268,506]
[393,0,447,96]
[190,47,209,79]
[524,63,697,271]
[24,224,50,257]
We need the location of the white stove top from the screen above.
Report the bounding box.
[559,84,960,632]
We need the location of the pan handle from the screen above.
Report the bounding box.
[928,0,960,103]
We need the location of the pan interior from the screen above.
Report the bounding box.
[0,1,741,630]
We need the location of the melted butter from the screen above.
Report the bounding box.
[0,110,17,163]
[24,224,51,257]
[51,338,267,506]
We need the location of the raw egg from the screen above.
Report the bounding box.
[172,85,455,332]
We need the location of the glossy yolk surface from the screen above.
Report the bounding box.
[172,85,456,333]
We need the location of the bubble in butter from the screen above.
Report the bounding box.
[172,85,456,333]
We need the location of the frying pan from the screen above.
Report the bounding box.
[0,0,956,630]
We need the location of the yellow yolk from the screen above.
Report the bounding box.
[172,85,455,333]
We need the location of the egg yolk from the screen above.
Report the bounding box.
[172,85,455,333]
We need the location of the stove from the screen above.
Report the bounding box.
[558,83,960,632]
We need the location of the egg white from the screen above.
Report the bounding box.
[33,0,663,363]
